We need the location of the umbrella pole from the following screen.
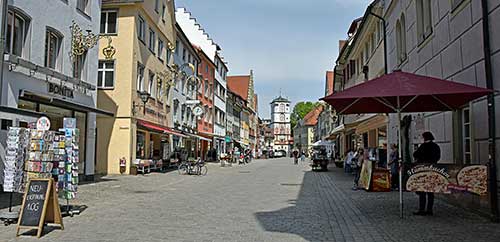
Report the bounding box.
[397,107,404,219]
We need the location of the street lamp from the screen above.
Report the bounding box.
[133,91,151,115]
[139,91,151,115]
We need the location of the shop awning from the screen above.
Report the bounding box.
[137,120,187,137]
[188,133,212,142]
[198,131,215,137]
[355,114,388,135]
[20,90,114,117]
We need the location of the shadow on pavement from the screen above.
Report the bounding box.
[254,170,337,242]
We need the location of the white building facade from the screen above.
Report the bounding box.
[172,23,200,149]
[213,53,228,154]
[0,0,104,180]
[383,0,500,212]
[270,96,291,154]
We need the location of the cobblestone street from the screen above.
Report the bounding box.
[1,158,500,242]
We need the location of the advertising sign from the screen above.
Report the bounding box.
[406,164,487,196]
[36,117,51,131]
[358,160,373,190]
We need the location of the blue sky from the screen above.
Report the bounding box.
[176,0,372,118]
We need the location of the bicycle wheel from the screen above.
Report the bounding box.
[178,164,188,175]
[198,165,207,176]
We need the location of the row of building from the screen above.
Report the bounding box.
[296,0,500,214]
[0,0,262,179]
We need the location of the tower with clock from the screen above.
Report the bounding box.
[270,95,291,155]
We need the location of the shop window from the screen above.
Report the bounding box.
[416,0,432,44]
[1,119,13,130]
[158,39,164,61]
[136,131,146,159]
[98,60,115,89]
[462,108,471,164]
[76,0,90,15]
[73,51,87,81]
[138,15,145,42]
[148,28,156,53]
[6,9,29,57]
[137,63,145,92]
[45,28,63,70]
[100,9,117,34]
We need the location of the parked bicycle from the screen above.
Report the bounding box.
[178,159,208,176]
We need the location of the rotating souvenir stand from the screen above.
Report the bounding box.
[60,127,80,217]
[1,127,29,225]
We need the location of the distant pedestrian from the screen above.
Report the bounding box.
[412,132,441,216]
[300,151,305,162]
[344,149,354,173]
[388,144,399,190]
[293,149,299,164]
[352,148,364,190]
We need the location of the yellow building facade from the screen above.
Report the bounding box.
[96,0,176,174]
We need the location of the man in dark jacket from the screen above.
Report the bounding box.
[413,131,441,216]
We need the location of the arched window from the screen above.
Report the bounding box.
[395,14,407,65]
[45,27,63,70]
[6,8,30,57]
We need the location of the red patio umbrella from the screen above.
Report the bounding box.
[321,70,493,218]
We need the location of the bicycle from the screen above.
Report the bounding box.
[178,159,207,176]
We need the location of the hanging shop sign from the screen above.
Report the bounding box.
[193,105,204,117]
[36,117,51,131]
[406,164,488,196]
[16,178,63,238]
[48,82,74,99]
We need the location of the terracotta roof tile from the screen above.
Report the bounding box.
[227,75,250,101]
[303,106,324,126]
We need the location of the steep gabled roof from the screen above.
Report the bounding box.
[303,106,324,126]
[227,75,250,101]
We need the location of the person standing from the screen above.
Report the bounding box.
[412,132,441,216]
[387,144,399,190]
[352,148,364,190]
[293,149,299,164]
[300,151,306,162]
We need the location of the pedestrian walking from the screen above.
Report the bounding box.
[352,148,364,190]
[387,144,399,190]
[412,131,441,216]
[293,149,299,164]
[300,151,305,162]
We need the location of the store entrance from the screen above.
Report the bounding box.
[18,100,88,175]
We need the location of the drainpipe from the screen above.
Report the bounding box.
[481,0,499,222]
[368,7,388,75]
[0,0,7,106]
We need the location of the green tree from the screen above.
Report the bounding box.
[291,101,319,129]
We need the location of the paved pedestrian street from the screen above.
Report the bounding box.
[1,158,500,242]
